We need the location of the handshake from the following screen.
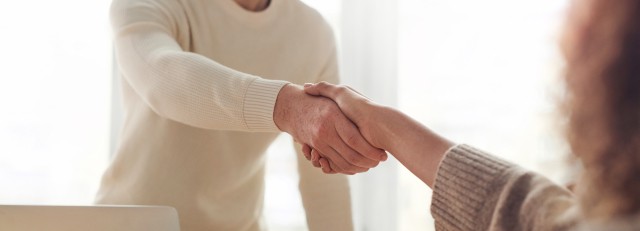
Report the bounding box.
[273,82,392,175]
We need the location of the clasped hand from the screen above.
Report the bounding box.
[274,84,387,175]
[297,82,389,174]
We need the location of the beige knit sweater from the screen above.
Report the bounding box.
[96,0,353,230]
[432,144,640,231]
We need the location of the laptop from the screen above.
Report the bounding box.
[0,205,180,231]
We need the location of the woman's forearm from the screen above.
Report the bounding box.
[373,106,455,188]
[302,82,454,182]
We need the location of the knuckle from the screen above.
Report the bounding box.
[309,136,322,147]
[320,106,337,118]
[314,113,328,124]
[310,124,323,136]
[312,129,327,141]
[320,123,332,134]
[310,126,328,140]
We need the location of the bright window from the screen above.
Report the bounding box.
[396,0,570,230]
[0,0,112,204]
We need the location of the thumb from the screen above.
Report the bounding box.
[303,81,337,99]
[303,83,321,96]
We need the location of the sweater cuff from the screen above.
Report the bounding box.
[243,78,289,132]
[430,144,514,231]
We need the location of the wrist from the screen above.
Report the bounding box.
[375,106,404,150]
[273,83,301,132]
[378,107,453,152]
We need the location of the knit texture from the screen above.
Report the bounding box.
[244,78,290,131]
[96,0,353,230]
[431,144,512,230]
[431,144,579,231]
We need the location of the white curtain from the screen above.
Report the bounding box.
[339,1,400,231]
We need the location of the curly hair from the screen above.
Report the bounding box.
[564,0,640,219]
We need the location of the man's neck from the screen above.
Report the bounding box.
[234,0,270,12]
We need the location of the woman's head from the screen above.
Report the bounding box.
[563,0,640,219]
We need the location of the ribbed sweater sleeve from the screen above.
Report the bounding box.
[430,144,579,231]
[110,0,288,132]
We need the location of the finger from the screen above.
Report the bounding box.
[329,126,379,168]
[319,158,334,174]
[325,158,354,175]
[335,117,387,161]
[311,149,319,162]
[305,82,370,107]
[314,147,342,172]
[320,158,347,175]
[311,149,321,168]
[302,144,312,161]
[323,152,348,174]
[304,81,339,99]
[324,145,368,173]
[317,144,368,173]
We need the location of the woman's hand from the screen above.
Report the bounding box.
[302,82,388,173]
[303,82,454,186]
[275,84,387,174]
[304,82,386,147]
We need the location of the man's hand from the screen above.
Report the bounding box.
[303,82,388,148]
[302,82,391,173]
[274,84,386,174]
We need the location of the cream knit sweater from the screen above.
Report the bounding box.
[96,0,353,230]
